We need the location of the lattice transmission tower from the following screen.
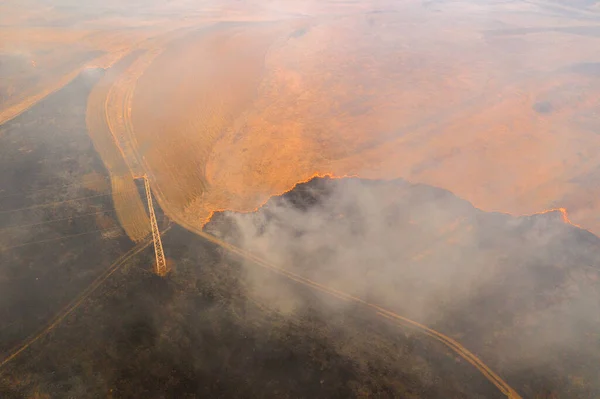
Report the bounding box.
[143,175,167,276]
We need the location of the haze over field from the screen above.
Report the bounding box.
[5,0,600,235]
[2,0,600,398]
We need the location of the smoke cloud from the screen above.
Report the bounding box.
[206,177,600,396]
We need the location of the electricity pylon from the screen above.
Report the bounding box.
[143,174,167,276]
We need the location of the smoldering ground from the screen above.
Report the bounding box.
[206,176,600,397]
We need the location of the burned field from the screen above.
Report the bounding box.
[2,136,599,398]
[0,72,500,398]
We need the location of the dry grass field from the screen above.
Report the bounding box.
[5,1,599,235]
[206,7,600,231]
[85,54,151,242]
[3,2,600,398]
[112,2,600,238]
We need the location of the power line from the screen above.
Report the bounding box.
[0,176,111,201]
[0,217,167,253]
[0,188,141,215]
